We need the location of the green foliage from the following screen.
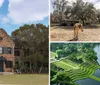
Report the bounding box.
[51,0,100,25]
[51,43,97,63]
[56,49,66,58]
[12,23,48,73]
[50,43,100,85]
[83,49,97,61]
[51,43,64,52]
[19,62,27,71]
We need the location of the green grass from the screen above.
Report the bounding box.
[50,52,56,59]
[53,59,79,70]
[54,61,72,70]
[62,59,79,68]
[0,74,48,85]
[90,75,100,82]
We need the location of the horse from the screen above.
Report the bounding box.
[68,23,84,41]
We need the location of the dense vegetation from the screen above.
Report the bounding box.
[51,43,98,63]
[11,24,48,73]
[51,0,100,25]
[51,43,100,85]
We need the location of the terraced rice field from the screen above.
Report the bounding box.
[50,52,56,59]
[51,58,100,82]
[54,60,79,70]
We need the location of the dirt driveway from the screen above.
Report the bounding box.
[50,26,100,41]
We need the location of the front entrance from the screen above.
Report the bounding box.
[0,61,4,72]
[0,56,6,72]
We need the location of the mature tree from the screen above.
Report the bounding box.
[51,0,100,25]
[12,24,48,73]
[51,0,68,23]
[96,10,100,23]
[71,0,96,25]
[51,43,98,63]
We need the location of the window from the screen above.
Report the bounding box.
[3,47,12,54]
[8,48,12,54]
[6,61,13,68]
[3,47,7,54]
[0,37,3,40]
[14,50,20,56]
[0,47,2,54]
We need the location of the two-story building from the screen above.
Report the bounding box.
[0,28,14,72]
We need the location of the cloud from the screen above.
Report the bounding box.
[0,0,4,7]
[4,0,49,24]
[83,0,100,9]
[94,2,100,9]
[67,0,100,9]
[1,17,9,24]
[51,0,100,13]
[66,0,97,5]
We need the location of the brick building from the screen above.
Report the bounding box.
[0,28,14,72]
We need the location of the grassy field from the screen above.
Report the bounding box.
[0,74,48,85]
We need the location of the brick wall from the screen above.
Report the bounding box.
[0,28,14,72]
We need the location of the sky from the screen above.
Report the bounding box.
[50,0,100,13]
[0,0,49,35]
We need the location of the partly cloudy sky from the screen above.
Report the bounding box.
[0,0,49,35]
[50,0,100,12]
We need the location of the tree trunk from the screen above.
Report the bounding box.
[30,61,32,72]
[19,58,21,70]
[39,64,43,73]
[83,20,85,26]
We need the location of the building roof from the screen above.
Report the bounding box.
[0,28,8,36]
[0,28,14,47]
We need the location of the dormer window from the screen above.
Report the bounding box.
[0,37,3,40]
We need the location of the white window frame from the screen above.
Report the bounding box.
[0,47,2,54]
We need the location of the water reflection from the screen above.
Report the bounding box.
[94,45,100,64]
[75,78,100,85]
[94,69,100,78]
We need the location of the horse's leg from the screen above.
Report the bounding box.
[76,29,78,40]
[74,28,78,40]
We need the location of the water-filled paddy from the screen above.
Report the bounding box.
[75,78,100,85]
[94,69,100,78]
[94,45,100,64]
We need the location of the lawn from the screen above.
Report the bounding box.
[0,74,48,85]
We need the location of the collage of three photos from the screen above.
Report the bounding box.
[50,0,100,85]
[0,0,100,85]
